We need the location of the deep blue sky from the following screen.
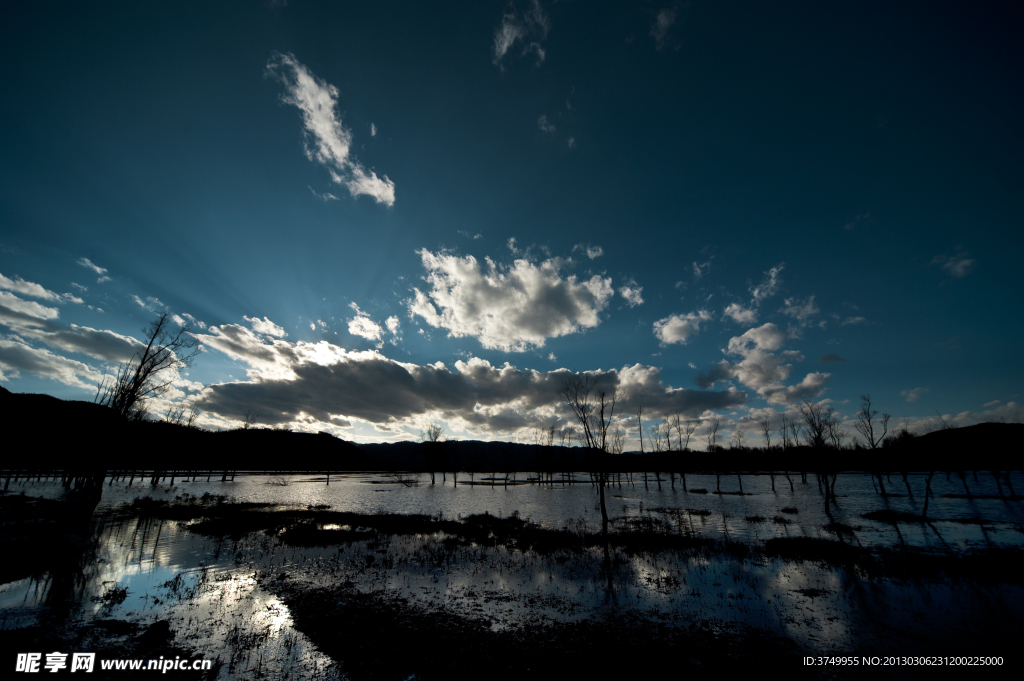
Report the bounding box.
[1,1,1021,445]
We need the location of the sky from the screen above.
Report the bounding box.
[1,1,1021,448]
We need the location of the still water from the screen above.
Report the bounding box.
[2,472,1022,677]
[12,470,1024,548]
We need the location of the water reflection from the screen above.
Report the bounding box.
[1,471,1022,676]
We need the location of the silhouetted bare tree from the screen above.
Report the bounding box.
[854,395,889,448]
[799,400,830,448]
[421,422,444,484]
[95,313,201,420]
[559,374,617,527]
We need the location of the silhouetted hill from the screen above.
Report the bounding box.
[2,387,1020,472]
[0,388,380,472]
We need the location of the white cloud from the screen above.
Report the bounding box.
[721,264,784,326]
[931,252,975,278]
[572,243,603,260]
[492,0,551,69]
[618,280,644,307]
[244,315,288,338]
[348,316,383,342]
[726,323,787,355]
[309,321,316,331]
[692,261,710,280]
[347,303,384,342]
[653,310,712,345]
[266,52,395,206]
[76,257,107,277]
[131,295,165,313]
[695,322,828,405]
[458,230,483,240]
[537,114,555,133]
[370,122,377,137]
[650,7,678,51]
[407,249,614,352]
[723,302,758,325]
[547,352,556,361]
[901,387,928,403]
[839,316,867,326]
[750,264,783,304]
[0,273,63,302]
[385,315,401,335]
[0,291,60,322]
[567,136,575,149]
[178,312,207,330]
[0,338,104,391]
[309,187,339,201]
[781,295,819,322]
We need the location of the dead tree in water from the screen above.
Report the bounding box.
[421,422,444,484]
[760,417,776,491]
[559,374,617,529]
[854,395,890,449]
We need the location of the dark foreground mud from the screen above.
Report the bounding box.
[261,580,800,680]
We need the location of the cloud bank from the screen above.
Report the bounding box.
[193,325,746,435]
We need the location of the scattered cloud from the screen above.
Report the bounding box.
[723,302,758,325]
[618,280,644,307]
[653,310,712,345]
[347,303,385,343]
[750,265,783,304]
[567,136,575,149]
[572,243,603,260]
[843,212,872,230]
[244,315,288,338]
[266,52,395,206]
[77,257,111,283]
[537,114,555,133]
[931,251,975,278]
[492,0,551,69]
[694,323,828,404]
[781,295,819,323]
[131,295,165,313]
[901,387,928,403]
[370,122,377,137]
[309,187,339,201]
[458,230,483,240]
[692,261,710,280]
[818,353,847,364]
[407,248,614,352]
[839,316,867,326]
[721,264,784,327]
[650,7,679,51]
